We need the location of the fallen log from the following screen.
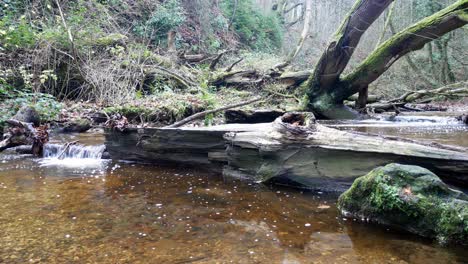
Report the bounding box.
[209,69,311,88]
[0,119,49,156]
[165,97,263,128]
[105,112,468,190]
[224,113,468,189]
[347,94,381,103]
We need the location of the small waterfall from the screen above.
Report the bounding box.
[43,144,106,159]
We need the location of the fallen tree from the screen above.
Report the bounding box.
[0,120,49,156]
[105,112,468,190]
[166,97,264,128]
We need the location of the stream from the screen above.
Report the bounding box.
[0,116,467,263]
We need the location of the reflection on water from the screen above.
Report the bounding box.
[0,157,467,263]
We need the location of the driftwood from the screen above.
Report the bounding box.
[0,119,49,156]
[106,112,468,190]
[166,97,263,128]
[210,69,311,88]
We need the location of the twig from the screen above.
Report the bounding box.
[284,2,303,14]
[57,140,79,160]
[166,97,264,128]
[226,58,243,72]
[147,65,195,89]
[265,88,300,103]
[209,50,229,71]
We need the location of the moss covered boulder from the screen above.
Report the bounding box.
[338,163,468,245]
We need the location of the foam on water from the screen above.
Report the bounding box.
[39,144,107,168]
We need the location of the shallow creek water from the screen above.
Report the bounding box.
[1,118,467,263]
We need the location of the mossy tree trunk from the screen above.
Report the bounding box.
[305,0,468,119]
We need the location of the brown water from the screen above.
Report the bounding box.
[1,120,467,264]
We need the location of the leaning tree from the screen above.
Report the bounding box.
[304,0,468,119]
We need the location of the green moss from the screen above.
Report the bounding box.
[338,163,468,245]
[94,33,128,46]
[342,0,468,96]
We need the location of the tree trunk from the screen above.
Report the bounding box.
[355,86,368,110]
[305,0,467,119]
[342,0,467,97]
[388,21,438,88]
[305,0,394,119]
[274,0,312,71]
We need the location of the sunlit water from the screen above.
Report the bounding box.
[0,120,467,263]
[321,115,468,147]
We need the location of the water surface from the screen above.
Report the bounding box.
[0,120,467,263]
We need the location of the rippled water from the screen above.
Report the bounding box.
[0,120,467,263]
[321,115,468,147]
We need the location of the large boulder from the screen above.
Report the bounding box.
[338,163,468,245]
[12,106,41,126]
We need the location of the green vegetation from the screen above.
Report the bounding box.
[0,0,465,126]
[0,91,62,129]
[220,0,283,51]
[133,0,186,44]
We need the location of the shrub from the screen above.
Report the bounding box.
[0,91,62,127]
[0,16,36,50]
[133,0,186,44]
[220,0,283,51]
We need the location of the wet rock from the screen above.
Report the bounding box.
[101,151,111,159]
[89,112,108,124]
[457,114,468,125]
[225,109,285,124]
[15,145,33,155]
[61,118,92,133]
[338,163,468,245]
[12,106,41,126]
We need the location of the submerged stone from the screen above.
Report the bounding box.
[338,163,468,245]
